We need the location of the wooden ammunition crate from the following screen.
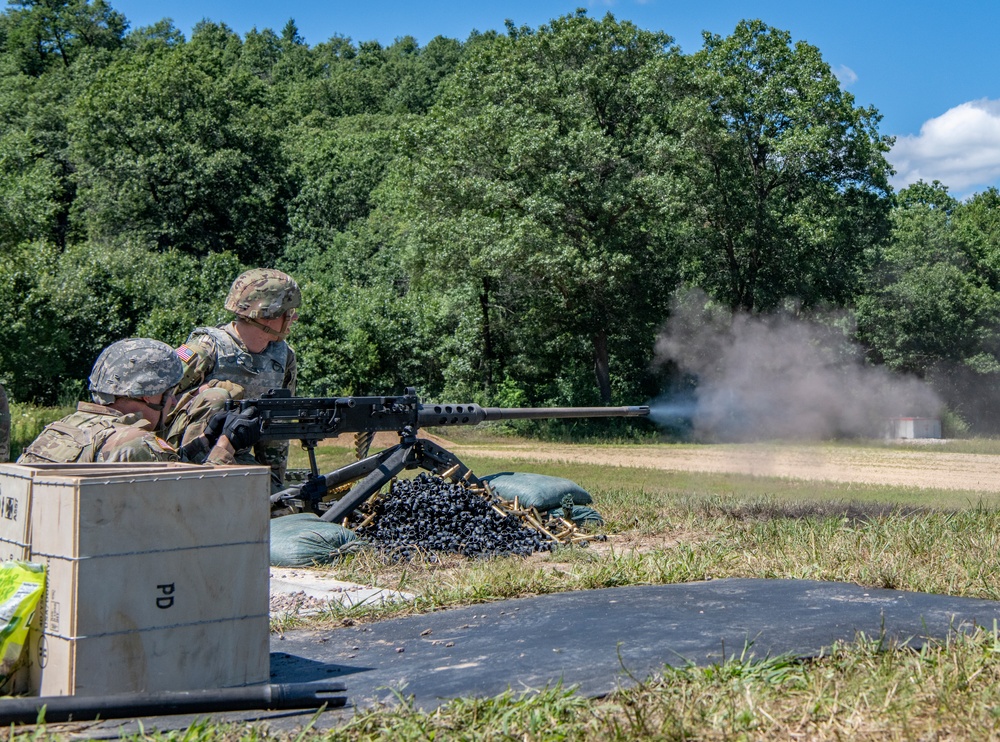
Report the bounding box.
[0,463,206,552]
[23,616,271,697]
[0,463,271,696]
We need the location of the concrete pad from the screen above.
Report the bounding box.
[269,567,415,612]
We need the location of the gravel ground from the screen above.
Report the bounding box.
[269,590,332,616]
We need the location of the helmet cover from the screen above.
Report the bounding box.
[88,338,184,399]
[224,268,301,319]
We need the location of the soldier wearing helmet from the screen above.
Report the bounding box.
[173,268,300,490]
[18,339,259,465]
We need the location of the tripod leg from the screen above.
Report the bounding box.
[270,445,403,507]
[320,443,415,522]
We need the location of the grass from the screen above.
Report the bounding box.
[326,630,1000,740]
[269,497,1000,636]
[858,437,1000,455]
[15,432,1000,738]
[293,440,1000,511]
[279,439,1000,621]
[7,402,73,461]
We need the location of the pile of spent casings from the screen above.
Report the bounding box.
[355,472,553,561]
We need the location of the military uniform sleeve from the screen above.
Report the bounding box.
[204,445,237,466]
[174,332,219,395]
[164,380,246,463]
[96,427,180,463]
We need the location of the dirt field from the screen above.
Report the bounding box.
[446,441,1000,493]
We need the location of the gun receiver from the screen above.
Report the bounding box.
[228,388,650,522]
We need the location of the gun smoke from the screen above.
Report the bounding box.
[651,293,942,441]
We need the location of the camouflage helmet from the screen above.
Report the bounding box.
[88,338,184,400]
[224,268,301,320]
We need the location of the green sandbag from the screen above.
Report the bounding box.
[548,505,605,527]
[482,472,593,511]
[270,512,358,567]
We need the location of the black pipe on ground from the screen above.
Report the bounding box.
[0,681,347,725]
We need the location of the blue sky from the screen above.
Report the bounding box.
[110,0,1000,199]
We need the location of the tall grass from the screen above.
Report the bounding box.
[7,403,73,461]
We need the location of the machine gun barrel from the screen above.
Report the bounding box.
[484,405,649,420]
[417,404,650,426]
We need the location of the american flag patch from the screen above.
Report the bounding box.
[175,345,195,363]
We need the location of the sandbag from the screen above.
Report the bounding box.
[270,512,358,567]
[482,472,592,511]
[548,505,605,527]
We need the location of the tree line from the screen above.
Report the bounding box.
[1,1,997,432]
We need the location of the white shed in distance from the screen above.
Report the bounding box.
[885,417,942,439]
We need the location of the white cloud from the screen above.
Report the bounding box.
[832,64,857,86]
[889,99,1000,196]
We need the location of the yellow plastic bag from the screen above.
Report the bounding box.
[0,561,45,689]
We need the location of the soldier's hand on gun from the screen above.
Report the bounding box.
[203,410,228,447]
[220,406,262,452]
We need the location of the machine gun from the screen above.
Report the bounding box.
[227,388,649,523]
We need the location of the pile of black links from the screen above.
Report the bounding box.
[356,473,552,560]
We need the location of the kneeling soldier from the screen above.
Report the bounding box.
[18,338,259,465]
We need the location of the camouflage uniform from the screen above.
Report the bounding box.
[18,402,238,465]
[0,383,10,463]
[19,401,176,463]
[18,339,236,466]
[175,269,300,491]
[163,379,245,464]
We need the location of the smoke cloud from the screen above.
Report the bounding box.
[652,292,943,441]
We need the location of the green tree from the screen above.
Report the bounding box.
[68,39,290,262]
[0,236,244,403]
[858,181,1000,376]
[680,20,893,312]
[280,32,465,122]
[0,128,62,249]
[0,240,66,401]
[282,113,404,266]
[0,0,125,75]
[856,181,1000,430]
[954,187,1000,292]
[238,20,313,87]
[123,18,183,52]
[289,224,431,397]
[0,0,125,249]
[385,11,682,404]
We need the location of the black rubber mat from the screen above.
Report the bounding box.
[29,579,1000,735]
[270,577,1000,708]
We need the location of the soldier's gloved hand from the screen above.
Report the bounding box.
[221,406,261,451]
[203,410,228,447]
